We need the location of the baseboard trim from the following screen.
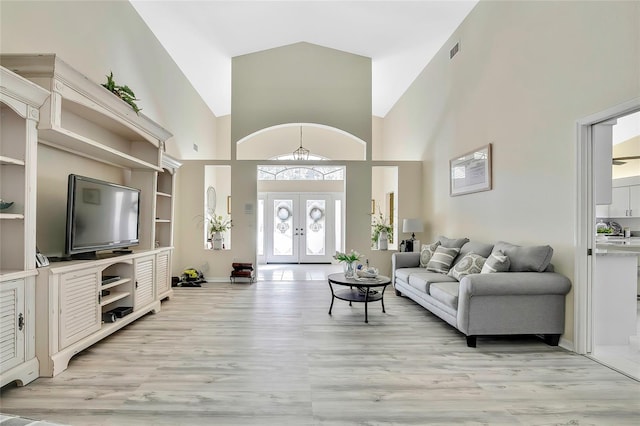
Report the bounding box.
[559,337,575,352]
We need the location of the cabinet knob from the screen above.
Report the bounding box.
[18,313,24,331]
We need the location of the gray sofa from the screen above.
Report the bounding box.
[392,237,572,347]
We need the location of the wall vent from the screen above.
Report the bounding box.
[450,42,460,59]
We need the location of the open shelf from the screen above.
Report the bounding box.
[0,156,24,166]
[101,278,131,291]
[100,291,130,307]
[39,128,163,172]
[0,213,24,220]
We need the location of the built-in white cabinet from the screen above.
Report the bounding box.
[0,277,38,387]
[156,155,181,250]
[0,66,49,387]
[57,268,102,349]
[0,55,179,379]
[36,252,164,377]
[0,279,26,374]
[156,249,172,300]
[134,255,155,309]
[606,179,640,218]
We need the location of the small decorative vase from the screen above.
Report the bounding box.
[212,232,223,250]
[378,231,388,251]
[343,261,357,278]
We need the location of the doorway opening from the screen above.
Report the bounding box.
[257,164,346,265]
[576,99,640,380]
[260,192,342,264]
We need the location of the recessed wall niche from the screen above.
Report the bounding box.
[204,165,232,250]
[371,166,398,250]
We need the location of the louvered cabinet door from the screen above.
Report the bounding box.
[134,256,155,310]
[156,250,171,297]
[58,269,101,349]
[0,279,25,373]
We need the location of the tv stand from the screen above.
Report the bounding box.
[35,249,169,377]
[112,249,133,254]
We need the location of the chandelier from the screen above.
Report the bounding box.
[292,125,310,160]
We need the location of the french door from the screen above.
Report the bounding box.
[264,193,336,263]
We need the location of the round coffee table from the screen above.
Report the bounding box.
[327,273,391,323]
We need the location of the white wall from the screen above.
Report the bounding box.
[0,0,217,161]
[231,42,372,148]
[383,0,640,344]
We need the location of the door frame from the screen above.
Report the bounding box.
[574,96,640,354]
[262,192,340,264]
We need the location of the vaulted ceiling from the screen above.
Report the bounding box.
[130,0,478,118]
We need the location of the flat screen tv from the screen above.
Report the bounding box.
[65,174,140,258]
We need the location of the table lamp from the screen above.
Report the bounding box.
[402,218,423,252]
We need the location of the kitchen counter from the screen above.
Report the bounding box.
[596,236,640,252]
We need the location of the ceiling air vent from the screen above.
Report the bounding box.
[450,42,460,59]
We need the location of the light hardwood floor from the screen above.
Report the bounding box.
[1,279,639,425]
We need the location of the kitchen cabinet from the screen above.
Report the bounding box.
[608,185,640,218]
[594,251,638,345]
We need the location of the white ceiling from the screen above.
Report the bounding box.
[130,0,478,118]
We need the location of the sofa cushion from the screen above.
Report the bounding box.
[437,236,470,249]
[481,250,510,273]
[448,252,486,280]
[405,271,458,293]
[493,241,554,272]
[457,241,494,259]
[395,267,423,283]
[426,246,460,274]
[420,241,441,268]
[430,282,460,310]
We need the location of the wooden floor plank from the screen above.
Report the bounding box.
[1,280,638,425]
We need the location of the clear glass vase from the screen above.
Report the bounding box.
[343,261,357,278]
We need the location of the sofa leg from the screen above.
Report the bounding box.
[466,336,477,348]
[543,334,561,346]
[394,289,402,296]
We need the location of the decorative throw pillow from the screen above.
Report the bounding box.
[492,241,554,272]
[426,246,460,274]
[420,241,441,268]
[481,250,510,273]
[437,236,470,249]
[448,253,486,280]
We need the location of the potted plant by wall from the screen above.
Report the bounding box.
[208,214,232,250]
[371,210,393,250]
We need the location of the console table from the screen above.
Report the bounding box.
[327,273,391,323]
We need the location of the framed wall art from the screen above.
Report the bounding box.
[450,143,492,196]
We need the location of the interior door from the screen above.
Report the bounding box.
[265,193,334,263]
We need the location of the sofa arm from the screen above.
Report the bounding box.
[459,272,572,297]
[392,252,421,270]
[391,252,421,286]
[457,272,572,337]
